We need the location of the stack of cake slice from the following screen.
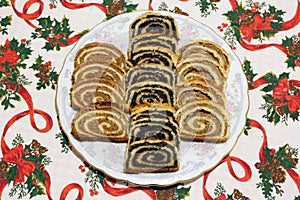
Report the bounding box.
[70,42,129,142]
[175,40,230,142]
[124,12,180,173]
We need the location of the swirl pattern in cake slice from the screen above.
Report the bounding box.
[125,81,175,108]
[124,139,179,173]
[71,104,129,142]
[72,61,125,84]
[125,63,175,88]
[128,33,178,60]
[175,79,225,108]
[179,40,230,76]
[74,42,126,70]
[70,78,124,110]
[129,12,179,41]
[175,58,226,89]
[175,100,230,142]
[129,104,180,148]
[128,46,178,68]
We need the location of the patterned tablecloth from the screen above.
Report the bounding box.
[1,0,300,199]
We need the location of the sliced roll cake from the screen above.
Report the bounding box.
[127,46,178,69]
[129,12,179,41]
[72,103,129,142]
[125,81,175,109]
[74,42,127,71]
[179,40,230,76]
[175,100,230,142]
[175,79,225,108]
[129,104,180,148]
[128,33,178,61]
[72,61,125,84]
[125,63,175,88]
[70,78,124,110]
[124,139,179,173]
[175,58,226,89]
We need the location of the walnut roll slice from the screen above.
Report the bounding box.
[175,100,230,142]
[71,103,129,142]
[70,78,124,110]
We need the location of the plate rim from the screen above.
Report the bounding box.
[55,10,250,187]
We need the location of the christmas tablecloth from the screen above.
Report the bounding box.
[1,0,300,199]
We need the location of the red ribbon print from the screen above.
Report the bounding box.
[202,156,252,200]
[103,179,156,200]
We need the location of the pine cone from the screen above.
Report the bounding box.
[39,146,48,154]
[240,18,254,26]
[32,139,41,149]
[173,7,188,16]
[49,38,58,47]
[0,45,7,56]
[156,187,176,200]
[272,168,286,183]
[233,188,243,199]
[276,106,285,116]
[252,30,261,39]
[287,44,300,56]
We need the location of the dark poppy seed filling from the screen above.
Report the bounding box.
[129,47,177,68]
[128,33,178,60]
[126,64,175,88]
[124,140,179,173]
[130,14,179,40]
[126,82,174,108]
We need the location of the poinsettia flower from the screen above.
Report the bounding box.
[239,14,273,42]
[2,144,35,185]
[286,95,300,113]
[0,40,19,70]
[273,78,289,100]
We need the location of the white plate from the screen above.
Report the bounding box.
[56,11,249,186]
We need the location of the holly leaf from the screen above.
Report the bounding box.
[270,21,282,32]
[261,84,276,93]
[173,186,191,200]
[43,42,55,51]
[294,196,300,200]
[124,3,138,12]
[262,94,274,103]
[285,56,298,69]
[278,72,289,80]
[0,0,9,7]
[30,55,44,71]
[277,145,295,169]
[282,36,294,47]
[290,111,299,121]
[29,185,45,199]
[32,168,47,184]
[6,165,18,184]
[223,11,240,24]
[263,72,278,83]
[103,0,113,6]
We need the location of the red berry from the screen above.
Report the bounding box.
[217,26,222,29]
[296,58,300,67]
[94,191,99,195]
[298,32,300,38]
[21,39,27,43]
[222,23,228,28]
